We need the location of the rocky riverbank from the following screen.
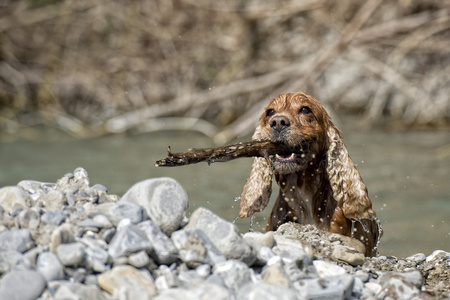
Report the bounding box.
[0,167,448,299]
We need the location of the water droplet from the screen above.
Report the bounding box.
[234,196,241,202]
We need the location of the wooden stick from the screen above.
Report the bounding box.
[155,140,300,167]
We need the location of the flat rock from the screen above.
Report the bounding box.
[332,244,365,266]
[121,177,188,235]
[52,282,110,300]
[313,260,346,278]
[98,265,157,297]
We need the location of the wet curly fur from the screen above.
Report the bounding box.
[240,92,381,256]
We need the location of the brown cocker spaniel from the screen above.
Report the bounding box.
[240,92,381,257]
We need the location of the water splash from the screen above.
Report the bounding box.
[249,215,255,232]
[350,220,356,238]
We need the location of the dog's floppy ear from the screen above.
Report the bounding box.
[239,125,273,218]
[326,121,376,220]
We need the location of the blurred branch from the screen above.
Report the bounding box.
[214,0,384,143]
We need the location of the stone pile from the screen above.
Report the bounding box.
[0,167,448,300]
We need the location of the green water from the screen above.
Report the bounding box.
[1,124,449,258]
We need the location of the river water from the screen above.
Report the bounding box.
[1,122,449,258]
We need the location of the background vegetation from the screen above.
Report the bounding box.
[1,0,449,142]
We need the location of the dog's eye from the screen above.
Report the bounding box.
[266,109,275,117]
[299,106,312,114]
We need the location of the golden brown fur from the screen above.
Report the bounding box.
[241,92,381,257]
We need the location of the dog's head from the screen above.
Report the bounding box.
[253,92,331,174]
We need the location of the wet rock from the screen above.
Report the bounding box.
[121,177,188,235]
[237,282,300,300]
[98,265,157,297]
[57,242,86,267]
[172,228,226,267]
[0,229,34,253]
[275,222,365,260]
[185,207,255,265]
[107,223,152,259]
[406,252,426,264]
[138,220,178,265]
[36,251,64,281]
[0,270,46,300]
[0,186,29,214]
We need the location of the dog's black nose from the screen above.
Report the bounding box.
[270,116,290,132]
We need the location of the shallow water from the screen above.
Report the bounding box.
[1,122,449,258]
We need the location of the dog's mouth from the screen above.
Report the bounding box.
[270,139,314,173]
[275,152,304,163]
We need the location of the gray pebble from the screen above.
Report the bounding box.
[108,224,152,258]
[0,270,46,300]
[0,229,34,253]
[128,250,151,268]
[106,201,147,226]
[138,220,178,265]
[36,251,64,281]
[41,210,66,225]
[172,228,226,267]
[185,207,256,265]
[57,242,86,267]
[213,259,255,293]
[0,186,29,214]
[121,177,188,235]
[0,249,31,273]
